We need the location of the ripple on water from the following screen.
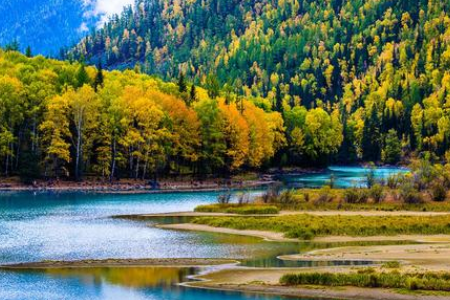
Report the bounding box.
[0,180,404,300]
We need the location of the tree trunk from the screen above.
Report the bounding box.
[109,138,117,183]
[75,117,83,181]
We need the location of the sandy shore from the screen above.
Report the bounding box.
[282,243,450,270]
[188,281,450,300]
[182,240,450,299]
[187,266,450,300]
[0,258,239,269]
[157,223,450,243]
[157,223,297,242]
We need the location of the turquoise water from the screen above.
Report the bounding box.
[280,166,409,188]
[0,167,404,299]
[0,191,317,300]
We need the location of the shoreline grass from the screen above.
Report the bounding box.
[260,187,450,212]
[280,269,450,292]
[192,214,450,240]
[194,204,279,215]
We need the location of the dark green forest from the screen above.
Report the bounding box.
[67,0,450,166]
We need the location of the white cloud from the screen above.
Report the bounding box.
[94,0,134,16]
[78,22,89,32]
[81,0,135,25]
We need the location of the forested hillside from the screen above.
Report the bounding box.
[0,50,286,181]
[0,0,98,55]
[69,0,450,165]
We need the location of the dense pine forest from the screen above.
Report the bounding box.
[66,0,450,166]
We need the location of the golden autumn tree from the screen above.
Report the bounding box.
[67,85,100,180]
[40,95,71,177]
[219,100,249,171]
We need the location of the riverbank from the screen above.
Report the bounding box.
[0,258,239,269]
[0,176,274,194]
[281,243,450,271]
[186,255,450,299]
[188,277,450,300]
[158,223,450,243]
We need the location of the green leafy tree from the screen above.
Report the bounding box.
[382,129,402,165]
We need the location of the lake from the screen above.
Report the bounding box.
[280,166,409,188]
[0,166,407,299]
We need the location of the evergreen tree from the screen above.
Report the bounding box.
[382,129,402,165]
[25,46,32,58]
[362,107,381,162]
[275,85,284,113]
[178,72,187,93]
[5,40,20,51]
[189,84,197,106]
[94,63,104,91]
[76,64,90,88]
[206,75,220,99]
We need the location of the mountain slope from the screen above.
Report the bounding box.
[68,0,450,165]
[0,0,99,55]
[70,0,443,103]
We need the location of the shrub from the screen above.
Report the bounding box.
[280,270,450,292]
[366,166,376,188]
[277,190,297,205]
[304,192,310,202]
[400,184,424,205]
[261,182,283,203]
[387,174,400,189]
[431,183,447,202]
[344,188,368,204]
[382,261,401,269]
[315,186,334,205]
[369,184,386,203]
[344,188,359,204]
[286,227,314,240]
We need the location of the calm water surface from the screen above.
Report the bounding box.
[0,191,308,300]
[281,166,409,188]
[0,167,406,299]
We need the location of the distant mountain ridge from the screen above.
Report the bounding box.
[0,0,99,55]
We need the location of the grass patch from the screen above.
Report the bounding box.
[280,270,450,292]
[382,261,401,269]
[194,204,279,215]
[192,214,450,240]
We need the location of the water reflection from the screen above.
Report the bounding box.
[0,267,306,300]
[0,185,414,300]
[42,267,197,288]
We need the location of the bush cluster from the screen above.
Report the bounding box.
[280,270,450,292]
